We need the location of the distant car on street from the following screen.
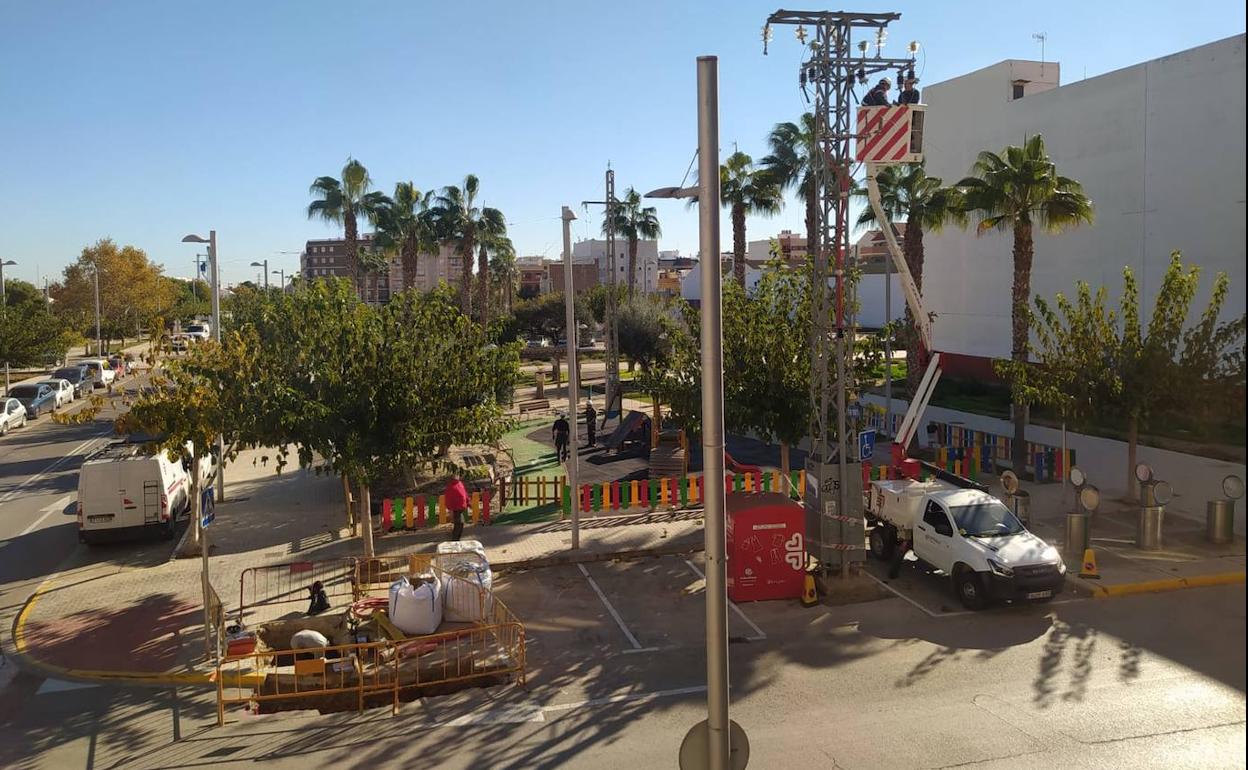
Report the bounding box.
[53,366,95,398]
[7,383,58,419]
[183,323,210,342]
[0,397,27,435]
[82,359,116,388]
[170,334,189,352]
[39,378,75,408]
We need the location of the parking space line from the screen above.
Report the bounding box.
[541,685,707,714]
[577,563,644,650]
[620,647,662,654]
[862,570,970,618]
[684,560,766,640]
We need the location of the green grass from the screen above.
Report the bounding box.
[492,500,563,525]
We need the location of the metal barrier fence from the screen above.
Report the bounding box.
[237,558,357,625]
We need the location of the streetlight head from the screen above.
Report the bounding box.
[644,186,699,200]
[561,206,578,222]
[1,259,16,266]
[182,234,209,244]
[250,261,264,268]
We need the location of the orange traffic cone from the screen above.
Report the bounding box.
[801,572,819,606]
[1079,548,1100,579]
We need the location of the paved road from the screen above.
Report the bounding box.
[1,550,1242,769]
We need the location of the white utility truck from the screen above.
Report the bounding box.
[77,440,216,544]
[865,473,1066,609]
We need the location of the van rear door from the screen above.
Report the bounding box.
[80,461,121,528]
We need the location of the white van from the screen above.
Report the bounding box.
[77,441,217,544]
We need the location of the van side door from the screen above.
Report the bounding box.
[915,499,956,573]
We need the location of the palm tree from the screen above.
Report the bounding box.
[853,163,964,393]
[375,182,438,292]
[307,158,388,292]
[603,187,662,298]
[720,151,783,287]
[487,236,517,315]
[762,113,818,258]
[433,175,506,323]
[956,134,1094,474]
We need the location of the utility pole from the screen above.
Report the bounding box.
[884,238,892,432]
[1,259,15,393]
[765,10,916,578]
[582,170,623,426]
[561,206,581,550]
[93,258,102,356]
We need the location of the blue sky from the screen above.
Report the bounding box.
[1,0,1243,286]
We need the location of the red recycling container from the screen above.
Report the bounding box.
[726,491,806,602]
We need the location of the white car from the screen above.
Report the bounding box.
[183,323,211,342]
[39,378,76,407]
[82,359,116,387]
[0,397,27,436]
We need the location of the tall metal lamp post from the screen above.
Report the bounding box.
[182,231,225,502]
[648,55,747,770]
[249,260,269,290]
[1,259,15,392]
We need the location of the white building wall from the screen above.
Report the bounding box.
[920,37,1246,361]
[573,238,660,293]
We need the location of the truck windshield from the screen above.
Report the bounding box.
[951,502,1025,537]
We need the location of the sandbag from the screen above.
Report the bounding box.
[388,573,443,636]
[436,540,494,623]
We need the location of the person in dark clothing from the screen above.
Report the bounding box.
[306,581,331,615]
[552,413,571,462]
[862,77,891,106]
[897,76,921,105]
[584,401,597,447]
[445,473,469,541]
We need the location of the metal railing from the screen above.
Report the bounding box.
[237,558,356,625]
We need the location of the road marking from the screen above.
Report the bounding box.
[862,569,970,617]
[684,559,767,640]
[444,705,546,725]
[14,494,76,538]
[541,685,707,713]
[577,562,643,650]
[620,646,662,654]
[0,433,110,504]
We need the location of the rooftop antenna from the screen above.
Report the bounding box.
[1032,32,1047,76]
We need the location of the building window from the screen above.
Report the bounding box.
[1012,82,1025,100]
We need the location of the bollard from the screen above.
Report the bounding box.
[1206,499,1235,545]
[1136,479,1171,551]
[1008,489,1031,527]
[1064,511,1090,563]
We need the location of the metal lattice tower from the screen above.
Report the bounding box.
[583,168,622,424]
[765,10,915,573]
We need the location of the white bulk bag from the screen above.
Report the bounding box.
[388,573,442,636]
[437,542,494,623]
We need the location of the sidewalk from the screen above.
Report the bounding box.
[9,446,705,686]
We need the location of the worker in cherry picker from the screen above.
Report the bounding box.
[897,73,921,105]
[861,77,891,106]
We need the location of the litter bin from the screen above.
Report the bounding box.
[1137,506,1164,551]
[1009,490,1031,527]
[1206,499,1235,545]
[1064,511,1090,562]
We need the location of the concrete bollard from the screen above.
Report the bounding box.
[1206,499,1235,545]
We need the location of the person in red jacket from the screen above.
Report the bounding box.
[444,473,470,541]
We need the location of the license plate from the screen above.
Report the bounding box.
[1026,590,1052,600]
[88,514,115,522]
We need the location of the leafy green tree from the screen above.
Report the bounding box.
[488,237,518,315]
[762,113,819,257]
[52,239,177,351]
[956,134,1095,473]
[719,151,783,287]
[2,279,76,369]
[307,158,388,292]
[617,297,672,372]
[511,291,589,343]
[604,187,662,299]
[375,181,438,292]
[585,283,627,325]
[853,163,964,393]
[433,175,506,323]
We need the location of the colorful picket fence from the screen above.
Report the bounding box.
[556,469,806,516]
[380,489,493,533]
[865,410,904,438]
[928,421,1074,483]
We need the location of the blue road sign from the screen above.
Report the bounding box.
[201,488,215,528]
[858,429,877,462]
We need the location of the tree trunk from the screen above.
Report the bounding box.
[780,441,791,495]
[477,242,491,327]
[188,455,202,549]
[342,474,355,533]
[1009,221,1035,475]
[627,236,638,298]
[344,212,360,294]
[652,398,662,449]
[903,220,926,395]
[460,230,474,316]
[401,237,417,291]
[732,204,747,287]
[1125,412,1140,503]
[359,482,375,558]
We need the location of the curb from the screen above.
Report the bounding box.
[1077,571,1246,598]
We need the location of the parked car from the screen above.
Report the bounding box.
[108,355,127,378]
[53,366,95,398]
[0,397,27,435]
[170,334,189,352]
[8,383,58,419]
[81,359,116,388]
[183,323,210,342]
[39,378,75,408]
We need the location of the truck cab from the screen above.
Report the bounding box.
[866,477,1066,609]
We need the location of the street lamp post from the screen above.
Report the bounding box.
[2,259,16,392]
[272,268,286,290]
[250,260,269,291]
[647,55,743,770]
[561,206,581,551]
[93,259,102,356]
[182,231,224,503]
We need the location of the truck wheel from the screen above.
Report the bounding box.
[954,568,988,610]
[869,525,895,561]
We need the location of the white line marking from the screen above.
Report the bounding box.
[0,434,109,504]
[444,705,545,725]
[15,494,76,538]
[862,570,966,617]
[577,562,643,650]
[684,559,767,640]
[541,685,707,713]
[620,646,661,655]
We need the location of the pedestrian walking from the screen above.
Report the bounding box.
[445,472,469,541]
[552,413,571,462]
[585,400,597,447]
